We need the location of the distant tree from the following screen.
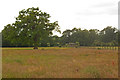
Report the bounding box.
[92,40,101,46]
[71,27,79,33]
[61,29,72,44]
[47,43,50,47]
[75,42,80,48]
[2,24,22,47]
[99,26,117,43]
[89,29,99,45]
[50,35,60,46]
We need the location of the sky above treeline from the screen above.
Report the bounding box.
[0,0,119,36]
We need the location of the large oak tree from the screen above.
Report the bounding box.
[2,7,60,49]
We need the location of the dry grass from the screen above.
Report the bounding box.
[2,47,118,78]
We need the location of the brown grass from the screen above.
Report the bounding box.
[2,47,118,78]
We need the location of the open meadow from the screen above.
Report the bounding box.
[2,47,118,78]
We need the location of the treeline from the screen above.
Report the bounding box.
[2,26,119,47]
[61,26,119,46]
[1,7,119,47]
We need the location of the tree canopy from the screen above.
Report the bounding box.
[60,26,118,46]
[2,7,60,49]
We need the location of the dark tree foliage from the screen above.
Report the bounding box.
[60,26,118,46]
[2,7,60,49]
[2,25,118,47]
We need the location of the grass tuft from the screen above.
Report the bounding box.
[84,66,100,78]
[15,59,23,64]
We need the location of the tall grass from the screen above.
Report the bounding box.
[84,66,100,78]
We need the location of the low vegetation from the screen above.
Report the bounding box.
[2,47,118,78]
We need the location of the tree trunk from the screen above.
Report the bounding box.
[33,46,38,49]
[33,34,38,49]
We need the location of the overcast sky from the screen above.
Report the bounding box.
[0,0,119,36]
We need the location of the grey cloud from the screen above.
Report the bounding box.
[76,9,117,16]
[93,2,116,8]
[76,3,117,16]
[107,7,117,15]
[76,11,104,16]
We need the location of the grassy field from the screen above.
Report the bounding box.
[2,47,118,78]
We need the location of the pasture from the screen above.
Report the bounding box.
[2,47,118,78]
